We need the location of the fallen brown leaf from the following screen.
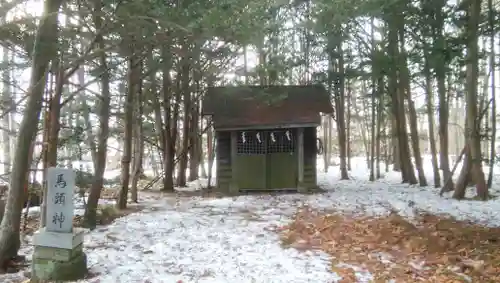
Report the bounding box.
[274,209,500,282]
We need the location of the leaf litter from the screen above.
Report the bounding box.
[278,206,500,282]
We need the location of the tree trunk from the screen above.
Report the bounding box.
[7,50,16,174]
[116,54,139,209]
[399,29,426,186]
[424,51,441,187]
[454,0,487,200]
[328,29,348,179]
[322,116,329,172]
[161,43,177,192]
[150,145,159,177]
[362,95,372,168]
[176,42,191,187]
[150,56,164,163]
[369,16,376,181]
[84,0,110,228]
[188,95,200,181]
[406,98,426,186]
[78,69,97,170]
[199,112,207,179]
[130,78,144,203]
[369,75,376,181]
[45,56,64,168]
[386,8,417,184]
[391,115,401,171]
[371,18,383,179]
[433,0,452,184]
[199,154,207,179]
[346,79,352,171]
[384,120,390,173]
[375,76,384,179]
[487,0,496,188]
[2,47,11,175]
[206,75,216,188]
[0,0,63,266]
[335,59,348,179]
[352,90,370,167]
[189,59,203,182]
[206,119,215,188]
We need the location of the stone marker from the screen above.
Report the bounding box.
[31,167,87,282]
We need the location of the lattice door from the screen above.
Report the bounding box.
[267,130,295,153]
[235,129,298,190]
[266,129,297,189]
[235,130,267,189]
[237,130,266,154]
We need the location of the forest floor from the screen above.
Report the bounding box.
[1,157,500,282]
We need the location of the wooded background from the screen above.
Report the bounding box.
[0,0,497,268]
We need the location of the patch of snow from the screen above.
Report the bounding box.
[313,156,500,226]
[3,156,500,282]
[22,194,116,219]
[21,206,40,218]
[77,199,342,283]
[176,178,210,192]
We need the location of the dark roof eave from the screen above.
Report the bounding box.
[213,122,320,131]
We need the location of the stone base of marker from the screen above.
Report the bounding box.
[31,228,87,282]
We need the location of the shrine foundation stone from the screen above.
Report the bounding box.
[31,167,87,281]
[31,228,87,281]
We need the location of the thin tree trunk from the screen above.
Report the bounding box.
[199,114,207,179]
[79,67,97,169]
[435,2,452,184]
[130,79,143,203]
[2,47,11,175]
[176,42,191,187]
[0,0,63,265]
[424,53,441,187]
[400,34,427,186]
[46,57,63,167]
[369,16,376,181]
[150,145,159,177]
[84,0,110,228]
[375,76,383,179]
[391,115,401,171]
[116,54,139,209]
[354,84,371,167]
[206,75,216,189]
[150,57,164,163]
[206,117,215,189]
[453,0,487,200]
[322,116,329,172]
[188,75,201,182]
[161,43,177,192]
[328,29,348,179]
[387,9,417,184]
[487,0,496,188]
[384,119,390,173]
[369,77,376,181]
[336,54,348,179]
[346,79,352,171]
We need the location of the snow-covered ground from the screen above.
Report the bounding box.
[2,156,500,282]
[21,195,116,219]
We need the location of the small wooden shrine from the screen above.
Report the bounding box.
[202,85,333,193]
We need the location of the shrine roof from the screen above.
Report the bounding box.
[202,85,333,130]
